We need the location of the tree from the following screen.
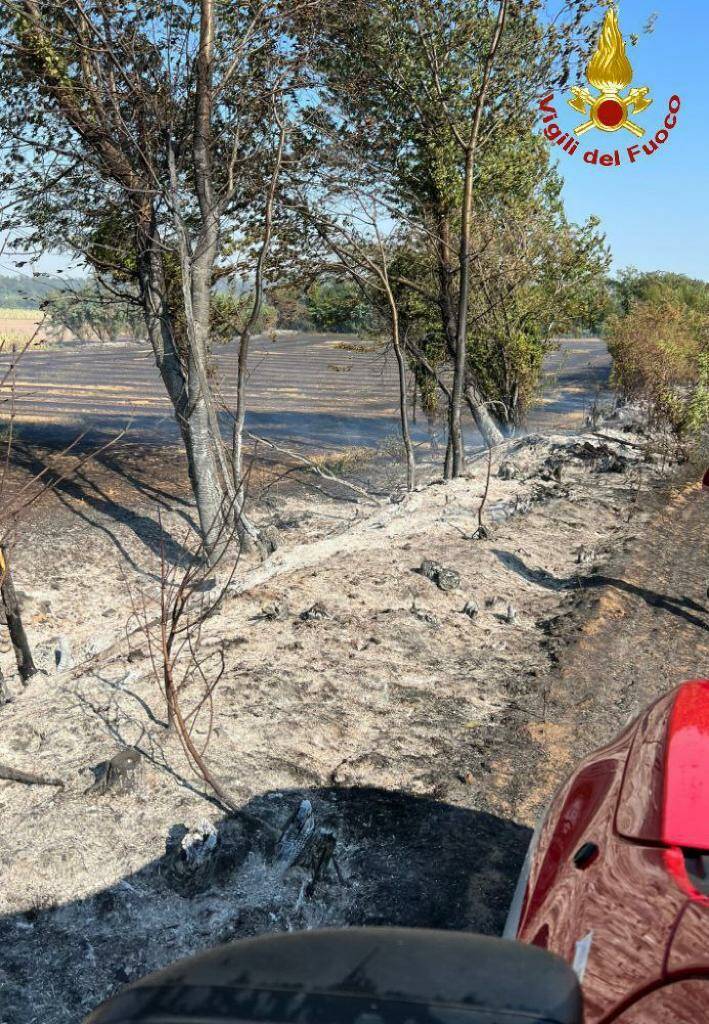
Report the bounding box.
[295,189,418,489]
[298,0,599,473]
[0,1,310,556]
[348,146,609,433]
[43,277,145,342]
[465,151,609,423]
[305,279,372,334]
[607,293,709,437]
[611,270,709,319]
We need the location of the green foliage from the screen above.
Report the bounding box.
[231,281,375,334]
[306,0,594,221]
[211,291,278,343]
[302,0,607,425]
[607,294,709,437]
[685,352,709,437]
[610,270,709,318]
[369,155,610,424]
[0,2,306,350]
[383,247,448,418]
[465,165,610,422]
[304,280,373,333]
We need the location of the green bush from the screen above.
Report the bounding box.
[210,292,278,343]
[305,279,373,333]
[607,295,709,436]
[610,270,709,318]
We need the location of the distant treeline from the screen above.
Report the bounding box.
[0,273,370,336]
[0,273,83,309]
[607,269,709,319]
[3,272,708,347]
[267,280,373,334]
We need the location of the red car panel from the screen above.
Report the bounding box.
[663,681,709,848]
[611,981,709,1022]
[512,681,709,1023]
[669,901,709,971]
[615,690,674,842]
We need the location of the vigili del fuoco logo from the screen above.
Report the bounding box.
[538,7,680,168]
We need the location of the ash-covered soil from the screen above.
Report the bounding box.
[0,419,706,1024]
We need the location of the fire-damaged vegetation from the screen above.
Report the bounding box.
[1,405,705,1024]
[0,0,611,537]
[0,4,707,1023]
[606,271,709,436]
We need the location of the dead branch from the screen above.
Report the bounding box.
[244,430,381,505]
[0,763,64,788]
[474,444,494,539]
[128,502,246,813]
[0,545,39,683]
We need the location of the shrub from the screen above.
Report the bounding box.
[607,297,709,436]
[210,292,278,343]
[305,280,373,333]
[611,270,709,319]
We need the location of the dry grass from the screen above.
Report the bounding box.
[310,446,374,475]
[0,309,83,351]
[0,309,50,349]
[0,307,42,320]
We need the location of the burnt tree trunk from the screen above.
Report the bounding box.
[14,2,264,560]
[465,382,504,447]
[450,1,508,468]
[435,215,502,473]
[0,664,11,705]
[0,546,39,683]
[393,333,416,491]
[173,0,266,558]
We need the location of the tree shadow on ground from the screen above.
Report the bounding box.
[8,442,194,571]
[493,549,709,632]
[93,449,195,518]
[0,785,530,1024]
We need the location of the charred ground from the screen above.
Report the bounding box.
[0,407,706,1024]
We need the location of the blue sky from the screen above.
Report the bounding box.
[558,1,708,280]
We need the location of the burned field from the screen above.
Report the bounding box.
[0,3,706,1021]
[1,416,706,1024]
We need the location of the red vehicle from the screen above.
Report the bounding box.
[85,683,709,1024]
[505,679,709,1023]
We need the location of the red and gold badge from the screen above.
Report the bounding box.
[568,8,652,138]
